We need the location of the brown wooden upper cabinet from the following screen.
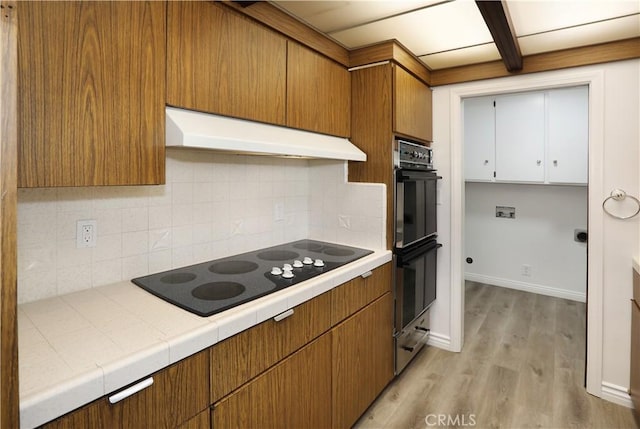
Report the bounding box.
[166,1,287,126]
[18,1,166,187]
[167,2,350,139]
[286,42,351,138]
[393,65,433,142]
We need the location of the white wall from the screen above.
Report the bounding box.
[17,150,385,304]
[465,182,587,302]
[431,59,640,405]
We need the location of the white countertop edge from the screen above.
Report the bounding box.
[633,257,639,274]
[20,367,104,429]
[19,249,392,428]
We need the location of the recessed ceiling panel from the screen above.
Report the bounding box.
[508,0,640,36]
[518,15,640,55]
[328,0,493,55]
[419,43,501,70]
[273,0,442,33]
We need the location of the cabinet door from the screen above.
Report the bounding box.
[43,350,210,429]
[332,293,394,429]
[213,334,332,429]
[286,42,350,137]
[463,96,495,181]
[546,86,588,184]
[393,65,432,142]
[495,92,545,183]
[18,1,166,187]
[167,1,286,126]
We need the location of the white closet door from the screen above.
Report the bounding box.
[463,96,495,182]
[495,92,545,183]
[547,86,588,184]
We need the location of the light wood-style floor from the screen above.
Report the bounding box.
[355,282,638,429]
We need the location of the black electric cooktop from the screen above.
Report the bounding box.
[131,240,373,317]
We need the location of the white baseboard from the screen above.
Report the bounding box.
[601,381,633,408]
[465,273,586,303]
[427,331,453,351]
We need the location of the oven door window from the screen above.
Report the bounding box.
[396,239,440,332]
[396,170,438,248]
[401,253,426,328]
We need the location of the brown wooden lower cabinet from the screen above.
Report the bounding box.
[213,334,333,429]
[210,291,331,402]
[332,292,394,429]
[42,350,210,429]
[631,269,640,422]
[331,263,392,325]
[177,410,210,429]
[40,263,394,428]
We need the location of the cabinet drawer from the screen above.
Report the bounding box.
[210,292,331,402]
[331,263,392,325]
[42,350,210,429]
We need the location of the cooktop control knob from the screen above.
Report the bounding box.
[313,259,325,267]
[303,257,313,265]
[283,263,293,270]
[271,267,283,275]
[293,260,303,268]
[282,271,294,279]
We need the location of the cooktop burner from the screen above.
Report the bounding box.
[132,240,373,317]
[208,260,259,275]
[257,250,300,261]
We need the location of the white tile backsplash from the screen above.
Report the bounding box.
[17,150,385,303]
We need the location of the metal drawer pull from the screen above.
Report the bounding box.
[360,271,373,279]
[273,308,294,322]
[415,326,430,332]
[108,377,153,404]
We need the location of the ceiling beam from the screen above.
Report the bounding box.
[475,0,522,72]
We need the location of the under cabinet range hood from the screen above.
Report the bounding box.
[166,107,366,161]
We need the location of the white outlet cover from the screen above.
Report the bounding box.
[76,220,97,248]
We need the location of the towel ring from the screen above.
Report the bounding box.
[602,189,640,220]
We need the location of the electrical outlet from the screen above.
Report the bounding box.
[521,264,532,277]
[76,220,97,248]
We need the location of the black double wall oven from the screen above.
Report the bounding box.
[393,139,441,374]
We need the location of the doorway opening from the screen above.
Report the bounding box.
[445,68,606,397]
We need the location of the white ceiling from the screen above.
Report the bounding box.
[273,0,640,70]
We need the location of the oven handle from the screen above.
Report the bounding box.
[396,169,441,183]
[396,241,442,266]
[400,327,431,352]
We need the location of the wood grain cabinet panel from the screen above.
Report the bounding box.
[177,410,210,429]
[42,350,210,429]
[210,292,331,402]
[286,41,351,138]
[332,293,394,429]
[632,270,640,421]
[393,65,433,142]
[18,1,166,187]
[167,1,286,126]
[213,334,332,429]
[331,262,392,325]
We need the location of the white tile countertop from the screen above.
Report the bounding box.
[19,249,392,428]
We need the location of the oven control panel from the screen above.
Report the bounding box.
[394,139,434,170]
